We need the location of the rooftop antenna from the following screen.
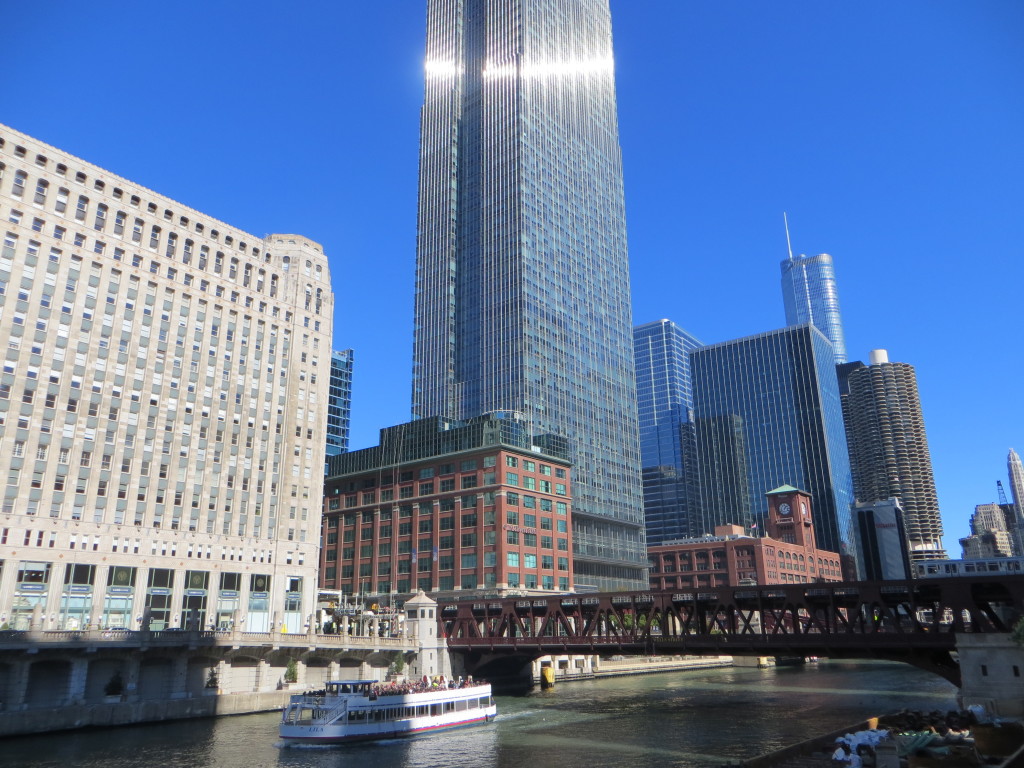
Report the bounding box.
[783,212,794,261]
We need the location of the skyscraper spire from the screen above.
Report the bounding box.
[779,241,848,364]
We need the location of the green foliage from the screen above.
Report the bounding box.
[104,672,124,696]
[206,667,219,689]
[1012,616,1024,647]
[284,658,299,683]
[390,653,406,675]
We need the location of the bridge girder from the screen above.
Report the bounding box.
[440,575,1024,687]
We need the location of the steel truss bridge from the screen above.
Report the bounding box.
[439,575,1024,685]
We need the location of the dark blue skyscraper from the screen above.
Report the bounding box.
[326,349,354,458]
[633,319,703,545]
[412,0,646,590]
[690,325,856,569]
[781,253,847,364]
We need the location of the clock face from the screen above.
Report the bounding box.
[778,502,792,516]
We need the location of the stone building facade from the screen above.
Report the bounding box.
[0,124,332,632]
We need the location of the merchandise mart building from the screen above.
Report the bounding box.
[0,125,333,631]
[412,0,646,591]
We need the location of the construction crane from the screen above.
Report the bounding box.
[998,480,1010,506]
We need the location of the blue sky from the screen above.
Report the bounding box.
[4,1,1022,545]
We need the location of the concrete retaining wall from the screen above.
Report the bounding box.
[0,690,292,738]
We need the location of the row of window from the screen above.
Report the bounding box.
[0,137,324,265]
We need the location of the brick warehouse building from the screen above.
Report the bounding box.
[321,414,573,601]
[648,486,843,590]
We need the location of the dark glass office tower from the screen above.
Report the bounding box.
[781,253,848,364]
[633,319,703,545]
[690,325,857,571]
[326,349,354,458]
[412,0,646,590]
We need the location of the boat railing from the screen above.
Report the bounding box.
[312,694,350,725]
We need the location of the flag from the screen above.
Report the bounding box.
[750,522,758,529]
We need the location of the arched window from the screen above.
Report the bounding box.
[75,195,89,221]
[33,179,49,205]
[229,257,238,280]
[12,170,27,198]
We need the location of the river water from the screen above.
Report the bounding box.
[5,660,958,768]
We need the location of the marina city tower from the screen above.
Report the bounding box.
[412,0,647,590]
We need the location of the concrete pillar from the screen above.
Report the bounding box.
[957,633,1024,718]
[7,659,31,709]
[170,655,189,699]
[67,658,89,704]
[328,661,340,680]
[123,655,141,701]
[255,659,270,692]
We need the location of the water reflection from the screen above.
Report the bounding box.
[3,661,957,768]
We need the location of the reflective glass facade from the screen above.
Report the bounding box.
[633,320,703,545]
[412,0,646,590]
[780,253,847,364]
[326,349,353,458]
[690,325,857,571]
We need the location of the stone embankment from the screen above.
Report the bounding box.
[0,691,293,738]
[534,654,733,685]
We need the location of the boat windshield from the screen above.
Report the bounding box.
[325,680,375,695]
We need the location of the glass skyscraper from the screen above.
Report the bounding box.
[412,0,646,590]
[690,325,857,571]
[633,319,703,545]
[326,349,354,458]
[781,253,848,364]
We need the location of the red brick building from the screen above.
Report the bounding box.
[648,486,843,589]
[320,415,573,601]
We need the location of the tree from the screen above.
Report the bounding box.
[284,658,298,684]
[1012,616,1024,647]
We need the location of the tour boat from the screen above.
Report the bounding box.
[279,679,496,744]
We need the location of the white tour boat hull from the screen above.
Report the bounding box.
[279,680,496,744]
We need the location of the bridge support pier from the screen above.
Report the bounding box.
[957,634,1024,719]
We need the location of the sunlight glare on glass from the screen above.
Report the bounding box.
[483,56,614,79]
[424,59,462,79]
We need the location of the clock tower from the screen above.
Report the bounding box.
[766,485,817,548]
